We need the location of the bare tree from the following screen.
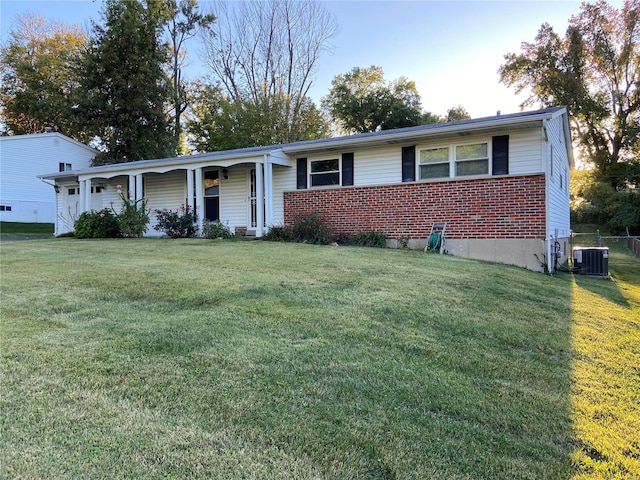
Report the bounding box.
[164,0,215,156]
[200,0,337,142]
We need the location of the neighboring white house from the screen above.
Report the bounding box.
[0,132,97,223]
[40,107,573,272]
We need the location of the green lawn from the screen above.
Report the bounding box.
[0,221,54,238]
[1,239,638,479]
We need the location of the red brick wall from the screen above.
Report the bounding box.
[283,175,546,239]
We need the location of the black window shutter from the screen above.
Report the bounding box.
[296,158,307,189]
[492,135,509,175]
[342,152,354,186]
[402,146,415,182]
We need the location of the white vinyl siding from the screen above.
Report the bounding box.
[220,165,251,230]
[508,130,545,174]
[0,133,95,223]
[272,165,296,226]
[144,171,186,234]
[545,116,571,240]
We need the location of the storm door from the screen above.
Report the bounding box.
[250,168,257,228]
[204,170,220,221]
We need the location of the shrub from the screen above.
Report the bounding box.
[332,232,354,245]
[353,230,387,248]
[201,221,234,239]
[74,209,120,238]
[117,196,150,238]
[263,225,293,242]
[291,213,333,245]
[398,235,410,249]
[262,215,332,245]
[154,205,197,238]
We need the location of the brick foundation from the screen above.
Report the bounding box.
[283,175,546,240]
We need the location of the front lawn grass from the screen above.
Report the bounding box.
[0,221,54,238]
[1,239,638,479]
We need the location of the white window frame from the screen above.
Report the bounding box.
[418,144,450,180]
[454,141,490,177]
[309,158,341,187]
[417,139,491,180]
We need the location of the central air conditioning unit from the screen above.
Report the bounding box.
[572,247,609,277]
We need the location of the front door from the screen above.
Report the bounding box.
[204,170,219,221]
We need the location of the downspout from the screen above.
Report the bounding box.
[40,178,60,236]
[543,119,553,274]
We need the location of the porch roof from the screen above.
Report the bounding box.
[39,145,279,180]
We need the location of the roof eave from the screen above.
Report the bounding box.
[281,116,552,156]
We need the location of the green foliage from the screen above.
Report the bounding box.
[499,1,640,188]
[0,13,90,138]
[78,0,171,164]
[74,209,120,238]
[445,105,472,122]
[116,195,150,238]
[353,230,388,248]
[290,213,333,245]
[262,225,293,242]
[153,205,197,238]
[322,65,425,134]
[201,220,234,239]
[571,177,640,234]
[263,215,333,245]
[188,84,329,151]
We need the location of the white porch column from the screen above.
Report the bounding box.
[78,179,86,212]
[135,174,143,202]
[255,162,264,237]
[186,169,194,208]
[128,175,135,201]
[83,179,92,212]
[195,167,204,232]
[263,154,273,231]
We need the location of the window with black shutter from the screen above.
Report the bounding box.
[296,158,307,189]
[342,152,354,186]
[492,135,509,175]
[402,146,416,182]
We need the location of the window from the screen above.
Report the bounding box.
[310,159,340,187]
[419,147,449,179]
[418,141,489,179]
[455,142,488,176]
[68,187,78,195]
[58,163,72,172]
[0,205,12,211]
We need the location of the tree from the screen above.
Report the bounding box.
[200,0,337,144]
[78,0,171,164]
[163,0,215,156]
[445,106,471,122]
[321,66,426,134]
[187,83,328,152]
[0,13,89,138]
[499,0,640,188]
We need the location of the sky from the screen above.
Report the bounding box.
[0,0,624,119]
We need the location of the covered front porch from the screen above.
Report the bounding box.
[43,148,294,237]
